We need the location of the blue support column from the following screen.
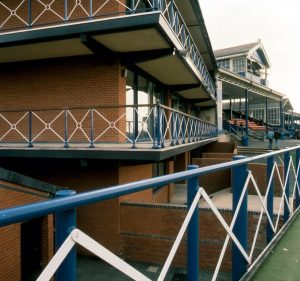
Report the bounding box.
[187,165,199,281]
[245,89,249,136]
[55,190,77,281]
[64,109,69,148]
[28,110,33,147]
[267,156,274,243]
[152,102,161,149]
[28,0,32,27]
[284,151,290,222]
[89,109,95,148]
[232,156,248,281]
[64,0,68,21]
[296,148,300,209]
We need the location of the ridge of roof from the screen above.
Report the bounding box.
[214,41,259,58]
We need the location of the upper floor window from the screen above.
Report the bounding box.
[232,57,246,74]
[217,59,230,70]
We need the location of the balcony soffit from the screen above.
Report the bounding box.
[0,38,92,63]
[92,29,169,52]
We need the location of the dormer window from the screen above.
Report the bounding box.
[217,59,230,69]
[232,57,246,75]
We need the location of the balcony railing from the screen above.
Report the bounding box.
[0,0,216,97]
[1,146,300,280]
[0,103,217,149]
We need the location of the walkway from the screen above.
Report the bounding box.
[249,211,300,281]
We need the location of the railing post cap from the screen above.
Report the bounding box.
[56,189,76,198]
[187,164,199,170]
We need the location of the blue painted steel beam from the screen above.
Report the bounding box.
[232,155,248,281]
[187,165,199,281]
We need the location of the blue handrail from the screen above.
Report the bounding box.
[1,145,300,281]
[0,145,298,227]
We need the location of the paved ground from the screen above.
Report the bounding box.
[249,212,300,281]
[77,255,231,281]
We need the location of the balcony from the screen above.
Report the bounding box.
[0,104,217,160]
[0,0,216,101]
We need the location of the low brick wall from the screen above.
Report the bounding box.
[192,158,232,194]
[120,202,276,272]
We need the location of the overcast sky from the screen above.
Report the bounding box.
[200,0,300,112]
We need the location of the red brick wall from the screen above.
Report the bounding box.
[0,57,126,143]
[0,224,21,281]
[248,163,284,196]
[120,203,276,272]
[0,181,53,280]
[192,158,232,194]
[119,163,153,202]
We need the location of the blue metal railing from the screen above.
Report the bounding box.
[0,0,215,97]
[0,104,217,149]
[1,146,300,280]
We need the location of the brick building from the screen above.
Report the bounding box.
[0,167,62,280]
[0,0,219,278]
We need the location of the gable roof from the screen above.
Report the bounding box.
[214,39,271,68]
[214,42,258,58]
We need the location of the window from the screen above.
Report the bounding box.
[126,70,165,140]
[217,59,230,70]
[232,57,246,74]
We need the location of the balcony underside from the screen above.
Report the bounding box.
[0,12,214,103]
[0,137,217,161]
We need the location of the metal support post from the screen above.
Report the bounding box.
[55,190,77,281]
[182,116,186,144]
[187,165,199,281]
[280,100,284,129]
[28,110,33,147]
[175,113,179,145]
[245,89,249,136]
[284,151,290,222]
[64,0,68,21]
[171,112,175,146]
[152,102,161,149]
[267,156,274,243]
[265,97,268,134]
[64,109,69,148]
[232,155,248,281]
[296,148,300,209]
[90,0,93,18]
[28,0,32,27]
[89,109,95,148]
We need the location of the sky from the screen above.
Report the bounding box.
[200,0,300,112]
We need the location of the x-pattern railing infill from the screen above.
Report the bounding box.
[1,146,300,281]
[0,0,215,97]
[0,104,217,149]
